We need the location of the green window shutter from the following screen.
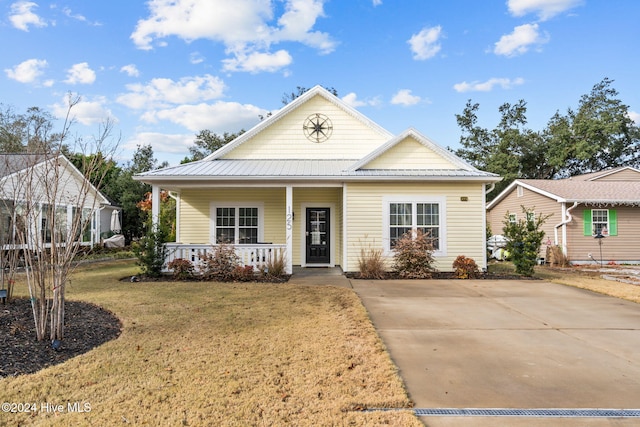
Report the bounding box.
[609,210,617,236]
[583,210,592,236]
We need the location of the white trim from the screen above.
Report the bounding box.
[209,202,264,245]
[342,183,348,271]
[285,186,293,274]
[382,196,447,257]
[300,203,336,267]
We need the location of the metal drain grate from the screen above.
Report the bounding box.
[413,408,640,417]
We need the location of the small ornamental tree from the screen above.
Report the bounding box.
[503,206,551,276]
[392,229,436,279]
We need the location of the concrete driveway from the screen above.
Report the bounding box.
[351,279,640,426]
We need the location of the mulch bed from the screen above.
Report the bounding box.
[345,271,536,280]
[0,298,122,378]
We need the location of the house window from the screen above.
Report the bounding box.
[387,199,444,252]
[214,206,261,244]
[526,211,535,223]
[592,209,609,235]
[517,186,523,197]
[583,209,618,236]
[508,213,517,224]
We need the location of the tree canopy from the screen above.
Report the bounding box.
[455,78,640,198]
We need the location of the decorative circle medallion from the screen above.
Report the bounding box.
[303,113,333,143]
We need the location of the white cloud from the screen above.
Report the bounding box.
[372,0,382,6]
[190,52,205,64]
[222,50,293,73]
[508,0,583,21]
[51,95,115,126]
[125,132,194,154]
[65,62,96,85]
[391,89,421,106]
[408,26,442,60]
[453,77,525,93]
[116,74,226,109]
[120,64,140,77]
[141,101,266,132]
[628,111,640,125]
[341,92,380,108]
[5,58,48,83]
[130,0,335,73]
[493,23,549,57]
[9,1,47,31]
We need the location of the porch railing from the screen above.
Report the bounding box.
[164,243,286,272]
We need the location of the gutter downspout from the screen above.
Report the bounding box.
[554,202,578,255]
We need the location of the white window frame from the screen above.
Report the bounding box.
[210,202,264,245]
[383,196,446,257]
[517,186,524,197]
[592,209,609,236]
[526,211,535,223]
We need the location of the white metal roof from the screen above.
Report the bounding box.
[136,159,499,182]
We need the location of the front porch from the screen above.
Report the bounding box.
[152,185,344,275]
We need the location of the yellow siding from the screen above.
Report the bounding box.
[178,186,343,267]
[345,182,487,272]
[293,187,343,266]
[179,188,285,244]
[222,97,388,160]
[487,185,561,257]
[363,137,457,170]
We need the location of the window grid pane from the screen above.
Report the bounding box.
[592,209,608,235]
[389,202,440,250]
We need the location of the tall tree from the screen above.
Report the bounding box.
[181,129,244,163]
[455,78,640,196]
[546,78,640,177]
[115,144,167,242]
[281,86,338,105]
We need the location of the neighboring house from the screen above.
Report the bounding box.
[486,167,640,264]
[0,153,119,249]
[135,86,500,274]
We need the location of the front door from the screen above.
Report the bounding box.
[306,208,330,264]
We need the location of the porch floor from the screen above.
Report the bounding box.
[290,266,352,288]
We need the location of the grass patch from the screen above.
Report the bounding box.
[1,260,420,426]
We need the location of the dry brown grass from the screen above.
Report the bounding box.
[1,260,420,426]
[536,265,640,304]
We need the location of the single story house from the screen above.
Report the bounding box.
[135,86,500,274]
[486,166,640,264]
[0,153,120,249]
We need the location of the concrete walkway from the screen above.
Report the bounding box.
[351,279,640,426]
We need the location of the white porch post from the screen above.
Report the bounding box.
[285,185,293,274]
[151,185,161,230]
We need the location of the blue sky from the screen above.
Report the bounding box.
[2,0,639,166]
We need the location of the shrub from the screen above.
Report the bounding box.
[198,244,241,281]
[167,258,195,280]
[232,265,256,282]
[547,245,570,267]
[133,226,168,278]
[260,250,287,279]
[357,244,386,279]
[452,255,480,279]
[503,206,551,277]
[392,229,436,279]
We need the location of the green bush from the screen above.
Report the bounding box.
[133,226,167,277]
[392,229,436,279]
[503,206,551,277]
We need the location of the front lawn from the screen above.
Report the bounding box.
[1,260,420,426]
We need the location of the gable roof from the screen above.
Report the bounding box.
[569,166,640,181]
[0,153,111,205]
[347,128,479,172]
[204,85,394,161]
[136,86,500,187]
[487,177,640,209]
